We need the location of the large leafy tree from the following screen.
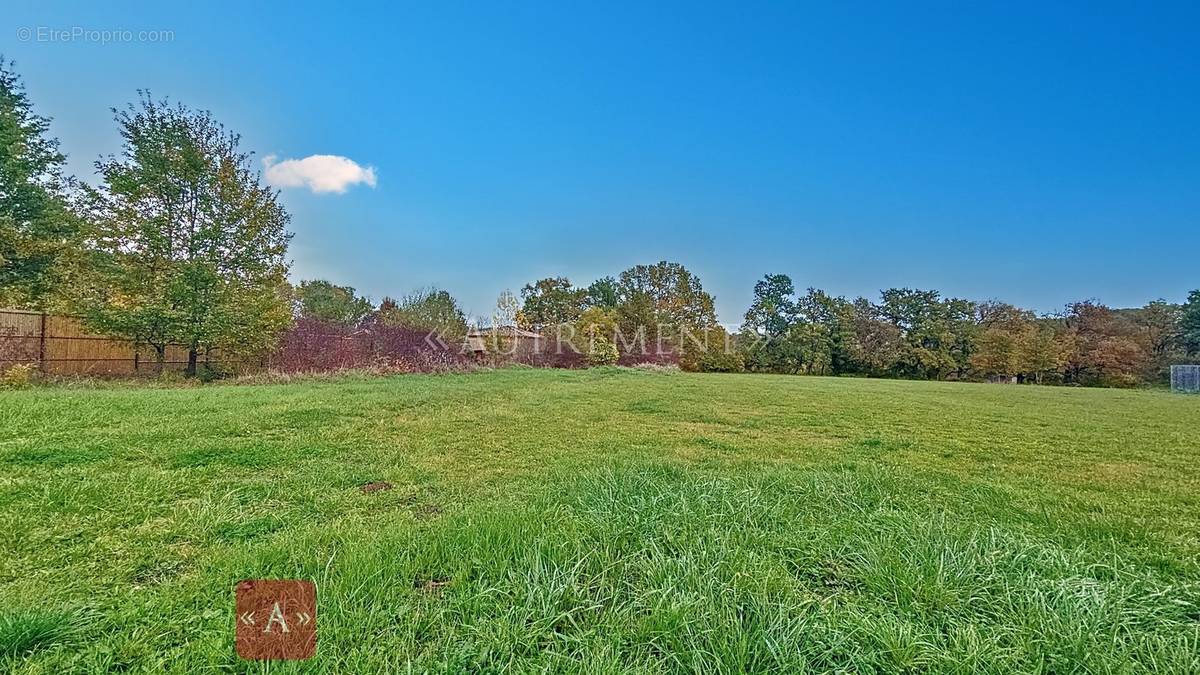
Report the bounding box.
[293,279,372,327]
[520,276,585,329]
[969,302,1074,383]
[1062,300,1151,386]
[613,289,658,355]
[944,297,979,378]
[616,261,717,330]
[739,274,797,373]
[879,288,976,379]
[85,96,292,375]
[971,326,1021,380]
[792,287,850,375]
[742,274,796,338]
[615,261,717,367]
[584,276,620,309]
[0,59,82,310]
[1019,319,1072,384]
[969,302,1032,380]
[1135,299,1181,358]
[1180,290,1200,357]
[839,297,903,376]
[1132,299,1183,381]
[572,305,621,362]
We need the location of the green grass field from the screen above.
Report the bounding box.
[1,368,1198,672]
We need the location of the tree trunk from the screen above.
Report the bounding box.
[186,349,198,378]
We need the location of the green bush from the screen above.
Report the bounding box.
[679,326,744,373]
[0,364,37,389]
[700,349,745,373]
[196,363,228,383]
[586,336,620,367]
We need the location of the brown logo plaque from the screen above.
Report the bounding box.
[234,579,316,660]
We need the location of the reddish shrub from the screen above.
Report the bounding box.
[269,318,471,373]
[524,343,587,369]
[269,318,679,375]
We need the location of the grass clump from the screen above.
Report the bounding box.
[0,609,87,659]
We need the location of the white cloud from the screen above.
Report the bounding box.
[263,154,377,194]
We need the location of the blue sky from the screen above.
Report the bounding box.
[5,1,1198,323]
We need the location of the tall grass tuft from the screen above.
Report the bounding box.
[0,609,87,658]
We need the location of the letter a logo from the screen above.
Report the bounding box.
[235,579,316,659]
[264,601,290,634]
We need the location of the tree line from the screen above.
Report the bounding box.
[292,266,1200,387]
[3,59,1197,385]
[498,267,1199,386]
[736,277,1199,387]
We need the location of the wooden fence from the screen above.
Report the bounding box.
[0,308,216,376]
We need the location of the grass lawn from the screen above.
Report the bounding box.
[1,368,1199,672]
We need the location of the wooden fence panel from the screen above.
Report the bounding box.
[41,314,136,375]
[0,311,41,337]
[0,309,219,376]
[0,309,43,366]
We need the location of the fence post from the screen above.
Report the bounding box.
[38,312,47,373]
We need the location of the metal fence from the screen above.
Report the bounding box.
[1171,365,1200,394]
